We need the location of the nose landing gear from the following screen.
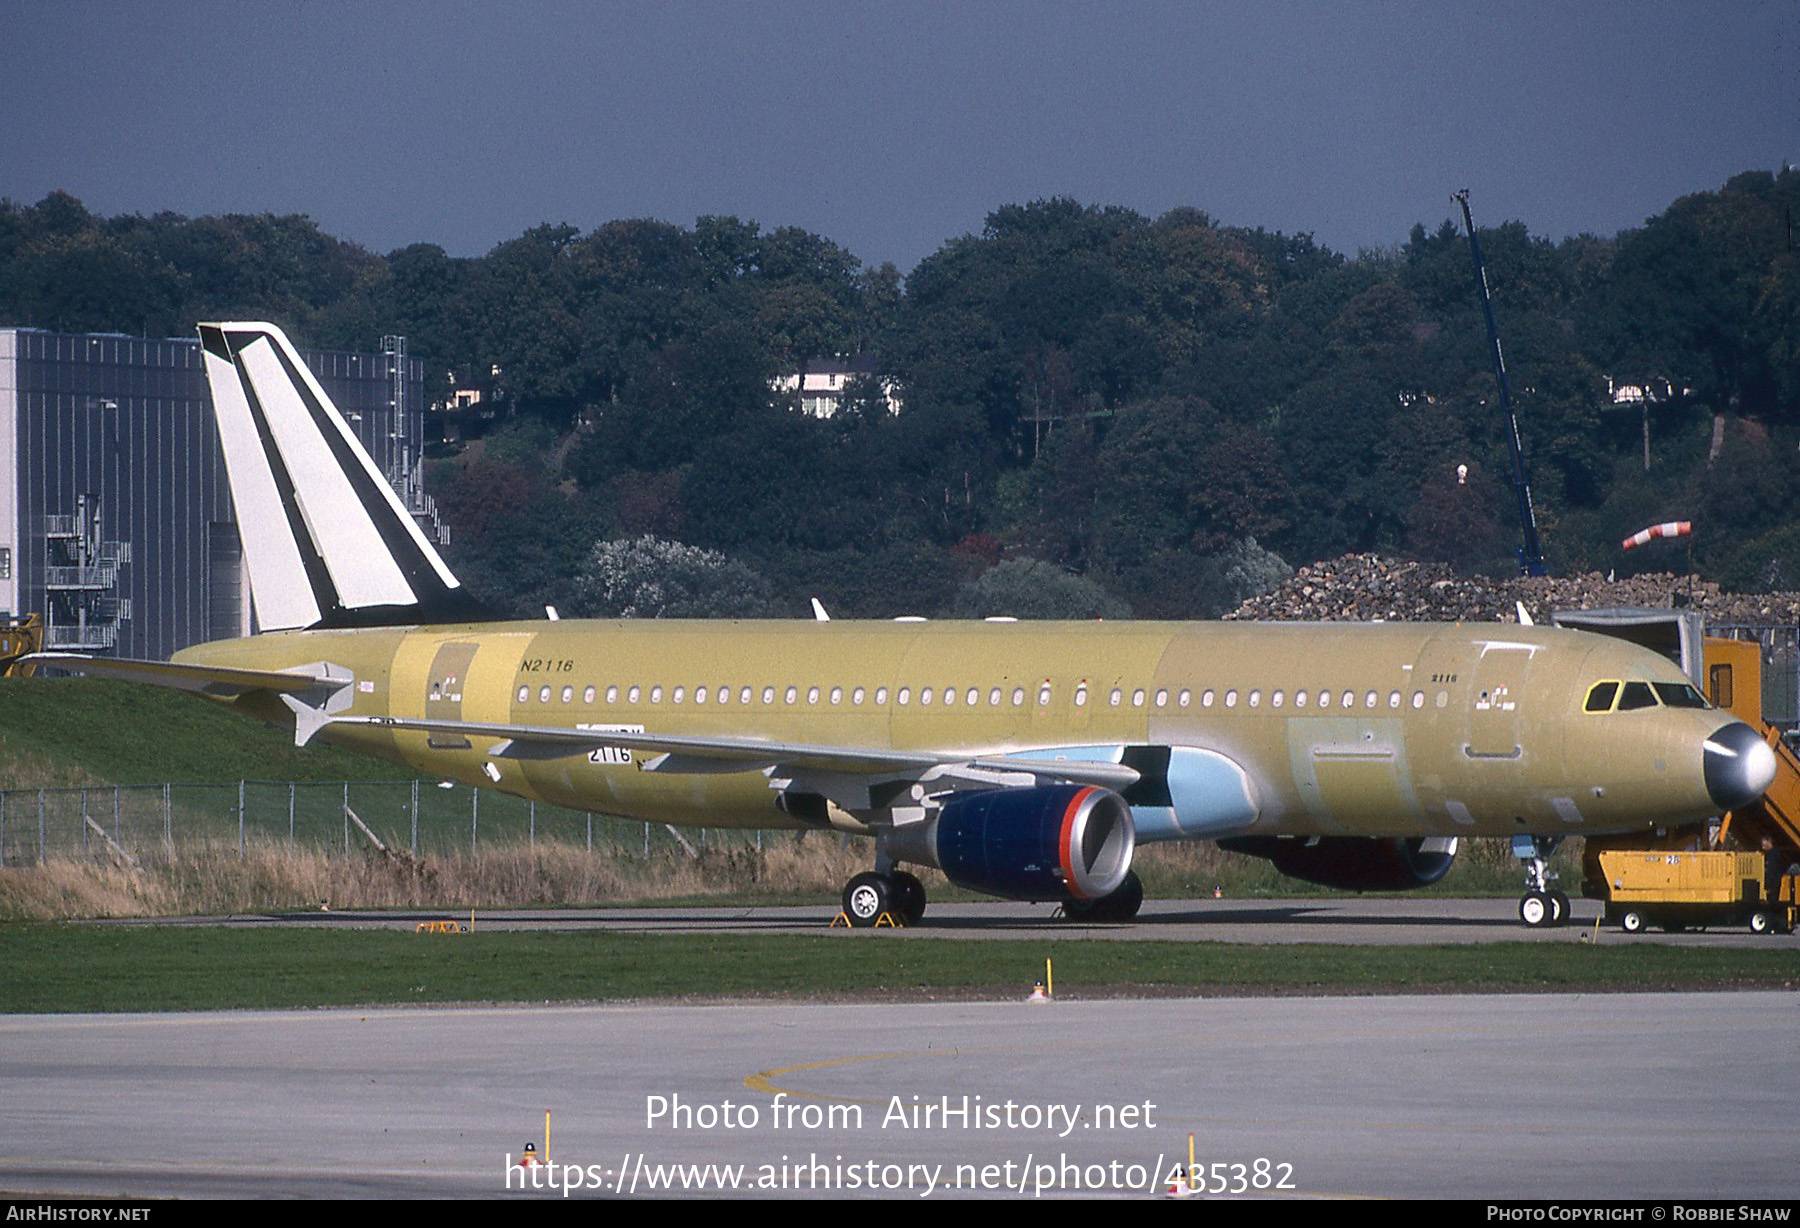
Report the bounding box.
[1513,835,1570,927]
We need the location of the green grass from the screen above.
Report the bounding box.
[0,677,416,787]
[2,924,1794,1013]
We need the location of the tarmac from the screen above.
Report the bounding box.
[1,992,1794,1200]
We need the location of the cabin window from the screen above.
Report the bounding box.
[1364,690,1378,709]
[1388,690,1401,709]
[1618,681,1658,711]
[1154,688,1168,707]
[830,686,843,705]
[671,686,685,704]
[1132,689,1146,708]
[650,686,663,704]
[1073,684,1088,707]
[517,685,529,703]
[561,685,574,703]
[1435,690,1448,709]
[920,687,933,706]
[1201,689,1215,707]
[807,686,820,704]
[1224,689,1238,708]
[1038,683,1053,707]
[1014,687,1027,707]
[990,687,1003,706]
[943,687,956,706]
[539,685,552,703]
[740,686,753,705]
[583,685,596,704]
[1411,691,1424,709]
[1342,690,1356,709]
[785,686,798,705]
[876,687,889,705]
[853,686,866,704]
[762,686,775,704]
[1109,687,1122,707]
[1248,689,1261,708]
[1295,690,1308,708]
[1179,688,1191,707]
[1584,681,1619,713]
[898,687,911,705]
[1271,690,1284,708]
[628,685,641,704]
[695,686,708,704]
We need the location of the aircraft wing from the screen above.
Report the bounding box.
[313,712,1143,793]
[20,652,348,699]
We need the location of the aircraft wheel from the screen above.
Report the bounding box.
[1748,909,1775,935]
[843,872,892,928]
[1065,871,1144,922]
[890,871,927,925]
[1519,891,1553,927]
[1619,909,1646,934]
[1548,890,1570,927]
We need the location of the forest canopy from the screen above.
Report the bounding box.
[3,169,1797,617]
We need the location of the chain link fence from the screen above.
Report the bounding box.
[0,780,766,866]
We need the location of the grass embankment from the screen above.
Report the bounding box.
[0,676,414,787]
[2,924,1795,1013]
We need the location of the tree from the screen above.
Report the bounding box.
[951,559,1129,620]
[573,536,774,618]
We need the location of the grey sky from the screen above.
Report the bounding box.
[4,1,1796,272]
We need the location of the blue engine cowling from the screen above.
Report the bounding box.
[891,785,1136,903]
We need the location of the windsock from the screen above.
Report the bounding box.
[1621,521,1691,551]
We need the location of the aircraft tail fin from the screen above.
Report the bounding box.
[198,322,489,631]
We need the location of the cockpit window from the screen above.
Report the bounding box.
[1652,682,1709,709]
[1583,681,1619,713]
[1617,681,1658,711]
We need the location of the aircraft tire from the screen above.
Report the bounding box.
[843,872,892,927]
[1748,909,1774,935]
[890,872,927,925]
[1619,909,1646,934]
[1548,890,1570,927]
[1064,871,1144,923]
[1519,891,1553,927]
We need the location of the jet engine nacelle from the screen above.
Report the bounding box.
[1218,835,1459,891]
[883,784,1135,902]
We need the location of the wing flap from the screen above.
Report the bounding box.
[317,712,1141,791]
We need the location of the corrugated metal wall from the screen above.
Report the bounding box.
[3,330,424,659]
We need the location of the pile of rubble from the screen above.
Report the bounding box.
[1227,553,1800,626]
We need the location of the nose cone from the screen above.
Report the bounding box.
[1704,722,1778,811]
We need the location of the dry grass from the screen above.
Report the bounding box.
[0,834,889,920]
[0,833,1568,921]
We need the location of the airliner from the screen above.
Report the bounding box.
[27,323,1779,928]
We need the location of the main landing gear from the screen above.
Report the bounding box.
[841,869,927,927]
[1512,834,1570,928]
[1059,870,1145,922]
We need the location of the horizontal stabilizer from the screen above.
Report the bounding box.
[21,652,345,699]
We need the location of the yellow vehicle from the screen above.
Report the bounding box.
[1587,847,1796,934]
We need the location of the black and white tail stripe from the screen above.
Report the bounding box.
[199,322,488,630]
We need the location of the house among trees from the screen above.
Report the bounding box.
[771,356,902,419]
